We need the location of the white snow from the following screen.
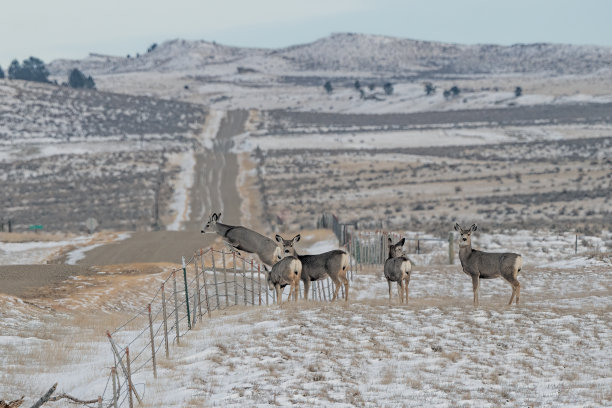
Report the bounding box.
[1,230,610,406]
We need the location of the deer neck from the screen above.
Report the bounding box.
[458,243,473,264]
[214,222,232,237]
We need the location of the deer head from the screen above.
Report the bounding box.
[454,223,477,247]
[275,234,300,257]
[388,237,406,258]
[201,212,222,234]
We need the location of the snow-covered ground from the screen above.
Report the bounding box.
[0,231,610,406]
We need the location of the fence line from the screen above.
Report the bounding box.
[99,246,356,407]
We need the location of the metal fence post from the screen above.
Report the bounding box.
[242,258,248,305]
[233,252,238,305]
[182,256,192,330]
[195,254,202,321]
[251,260,255,306]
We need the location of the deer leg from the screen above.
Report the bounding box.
[344,280,349,302]
[507,278,520,305]
[293,281,299,302]
[388,280,393,302]
[471,275,480,307]
[331,277,341,302]
[303,279,310,301]
[275,284,282,305]
[405,274,410,303]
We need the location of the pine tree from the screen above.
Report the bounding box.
[0,65,4,79]
[383,82,394,95]
[69,68,95,89]
[324,80,333,94]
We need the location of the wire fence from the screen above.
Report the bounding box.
[95,222,601,406]
[96,246,356,407]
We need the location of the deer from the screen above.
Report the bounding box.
[384,237,412,303]
[275,234,350,302]
[266,256,302,304]
[201,213,282,267]
[454,223,523,307]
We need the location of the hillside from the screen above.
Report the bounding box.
[48,33,612,79]
[0,79,207,232]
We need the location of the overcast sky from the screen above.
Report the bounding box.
[1,0,611,68]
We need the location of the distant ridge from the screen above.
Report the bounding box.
[48,32,612,77]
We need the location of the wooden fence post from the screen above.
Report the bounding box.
[111,367,118,408]
[161,283,169,358]
[201,254,211,317]
[211,250,220,309]
[126,347,134,408]
[448,232,454,264]
[327,278,332,300]
[181,256,192,330]
[312,282,316,300]
[106,332,142,404]
[222,251,229,307]
[173,271,180,344]
[148,304,157,378]
[233,252,238,305]
[98,396,102,408]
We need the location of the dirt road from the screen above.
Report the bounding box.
[76,110,248,265]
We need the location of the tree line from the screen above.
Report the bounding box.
[0,57,95,89]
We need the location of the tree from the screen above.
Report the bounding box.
[324,80,333,94]
[68,68,95,89]
[383,82,394,95]
[7,57,49,83]
[354,80,361,91]
[450,86,460,97]
[514,86,522,97]
[443,89,451,99]
[424,82,436,96]
[0,65,4,79]
[147,43,158,53]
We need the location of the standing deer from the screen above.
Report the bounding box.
[454,223,522,307]
[384,237,412,303]
[201,213,281,267]
[267,256,302,304]
[275,234,350,302]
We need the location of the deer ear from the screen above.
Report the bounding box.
[275,234,283,243]
[398,238,406,247]
[388,237,393,244]
[454,223,460,231]
[217,212,222,220]
[211,213,218,221]
[293,234,301,243]
[471,224,477,232]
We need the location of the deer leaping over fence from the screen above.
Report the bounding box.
[201,213,282,267]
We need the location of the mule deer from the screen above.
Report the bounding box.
[454,223,522,307]
[201,213,281,267]
[384,237,412,303]
[276,234,350,302]
[267,256,302,304]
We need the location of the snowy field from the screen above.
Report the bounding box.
[1,231,610,407]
